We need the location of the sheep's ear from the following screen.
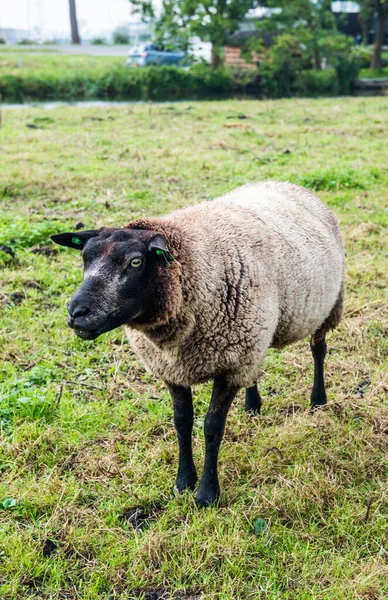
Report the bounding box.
[50,230,99,250]
[147,234,169,254]
[147,234,176,265]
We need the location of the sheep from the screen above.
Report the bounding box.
[51,181,345,507]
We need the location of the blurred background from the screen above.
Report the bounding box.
[0,0,387,102]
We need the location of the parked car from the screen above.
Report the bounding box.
[127,43,186,67]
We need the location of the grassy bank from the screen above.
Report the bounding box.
[0,52,244,103]
[2,49,386,103]
[360,66,388,79]
[0,52,123,70]
[0,98,387,599]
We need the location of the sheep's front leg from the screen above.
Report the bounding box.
[196,376,239,507]
[166,382,197,492]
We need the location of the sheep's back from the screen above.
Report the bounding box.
[216,181,345,347]
[170,181,344,348]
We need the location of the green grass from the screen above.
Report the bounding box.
[0,51,124,74]
[359,66,388,79]
[0,98,387,600]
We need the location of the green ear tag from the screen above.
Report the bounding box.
[155,248,175,266]
[72,236,82,246]
[155,248,169,266]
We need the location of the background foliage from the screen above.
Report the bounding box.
[0,48,380,103]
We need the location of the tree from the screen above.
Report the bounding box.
[357,0,388,68]
[358,0,375,45]
[257,0,336,70]
[371,0,388,69]
[69,0,81,44]
[130,0,261,68]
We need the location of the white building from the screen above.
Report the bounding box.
[0,28,33,43]
[128,19,154,45]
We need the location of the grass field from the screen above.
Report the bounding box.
[0,51,123,74]
[0,97,387,600]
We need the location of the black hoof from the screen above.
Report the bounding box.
[245,385,262,414]
[310,387,327,409]
[195,485,220,508]
[176,471,197,493]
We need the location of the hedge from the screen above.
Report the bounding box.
[0,63,368,104]
[294,69,338,96]
[0,65,239,103]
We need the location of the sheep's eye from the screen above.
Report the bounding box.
[130,257,143,268]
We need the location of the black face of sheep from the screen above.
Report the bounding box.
[51,228,172,340]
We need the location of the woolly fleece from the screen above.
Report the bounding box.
[124,181,345,388]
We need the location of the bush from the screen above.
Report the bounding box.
[0,38,5,45]
[257,31,361,98]
[352,45,373,69]
[318,34,361,94]
[294,69,337,96]
[334,54,360,94]
[0,48,366,103]
[258,34,311,98]
[91,37,106,45]
[112,27,129,45]
[0,64,242,103]
[319,32,354,65]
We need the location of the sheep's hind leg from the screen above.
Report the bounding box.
[310,286,343,409]
[166,382,197,492]
[245,383,262,414]
[310,334,327,409]
[196,375,239,507]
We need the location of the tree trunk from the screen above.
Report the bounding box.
[211,44,223,69]
[312,41,321,70]
[360,16,371,45]
[371,4,388,70]
[69,0,81,45]
[307,18,321,70]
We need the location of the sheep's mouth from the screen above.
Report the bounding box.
[70,312,126,340]
[68,313,110,340]
[73,327,102,340]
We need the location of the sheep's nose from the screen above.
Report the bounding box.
[68,303,90,321]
